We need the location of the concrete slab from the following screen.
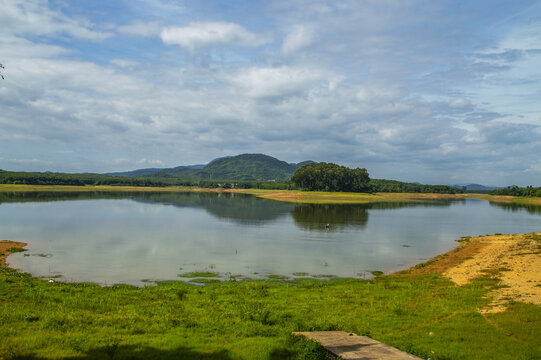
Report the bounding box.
[293,331,421,360]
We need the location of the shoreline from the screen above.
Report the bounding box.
[402,232,541,313]
[1,186,539,313]
[3,232,539,314]
[0,240,27,267]
[2,183,540,205]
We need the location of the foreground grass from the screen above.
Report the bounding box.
[1,266,540,360]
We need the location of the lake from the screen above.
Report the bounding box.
[1,191,540,285]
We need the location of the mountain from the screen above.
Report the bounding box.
[193,154,312,181]
[107,154,313,181]
[450,183,502,192]
[106,164,204,177]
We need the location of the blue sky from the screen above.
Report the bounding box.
[0,0,540,186]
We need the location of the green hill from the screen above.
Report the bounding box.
[107,154,312,181]
[183,154,312,181]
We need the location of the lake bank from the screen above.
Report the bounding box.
[4,231,539,313]
[0,240,27,267]
[401,232,541,313]
[3,183,539,205]
[1,232,540,359]
[234,189,468,204]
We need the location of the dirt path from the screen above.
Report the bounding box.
[0,240,27,267]
[406,233,541,313]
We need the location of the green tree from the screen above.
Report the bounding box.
[291,162,370,192]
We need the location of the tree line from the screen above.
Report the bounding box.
[0,170,294,189]
[290,163,465,194]
[369,179,464,194]
[1,168,469,194]
[489,185,541,197]
[0,170,182,187]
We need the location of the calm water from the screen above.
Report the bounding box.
[1,192,540,285]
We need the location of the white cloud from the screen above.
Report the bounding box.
[282,25,315,55]
[137,158,165,166]
[0,157,55,168]
[0,0,111,40]
[160,22,271,51]
[449,98,471,109]
[118,20,163,37]
[110,59,140,68]
[225,66,328,99]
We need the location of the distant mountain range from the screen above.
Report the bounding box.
[106,154,504,188]
[107,164,205,177]
[106,154,314,181]
[450,183,502,192]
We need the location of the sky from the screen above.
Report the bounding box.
[0,0,540,186]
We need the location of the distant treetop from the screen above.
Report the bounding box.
[291,162,370,192]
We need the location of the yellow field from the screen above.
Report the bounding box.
[231,189,468,204]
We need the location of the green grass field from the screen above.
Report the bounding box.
[1,265,540,359]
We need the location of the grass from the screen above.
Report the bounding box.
[1,265,540,360]
[267,274,290,280]
[6,247,27,253]
[234,189,470,204]
[468,193,541,206]
[188,278,222,284]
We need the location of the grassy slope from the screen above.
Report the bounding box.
[1,266,540,360]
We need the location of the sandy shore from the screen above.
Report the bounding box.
[406,233,541,313]
[0,240,27,267]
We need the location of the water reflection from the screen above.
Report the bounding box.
[132,192,295,224]
[0,191,295,224]
[291,204,369,231]
[2,192,540,285]
[1,192,470,231]
[488,201,541,215]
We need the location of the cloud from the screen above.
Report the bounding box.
[1,1,541,185]
[0,0,111,40]
[118,19,163,37]
[137,158,165,166]
[160,22,271,51]
[282,25,315,55]
[225,66,330,99]
[448,98,471,109]
[110,59,139,68]
[0,157,55,170]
